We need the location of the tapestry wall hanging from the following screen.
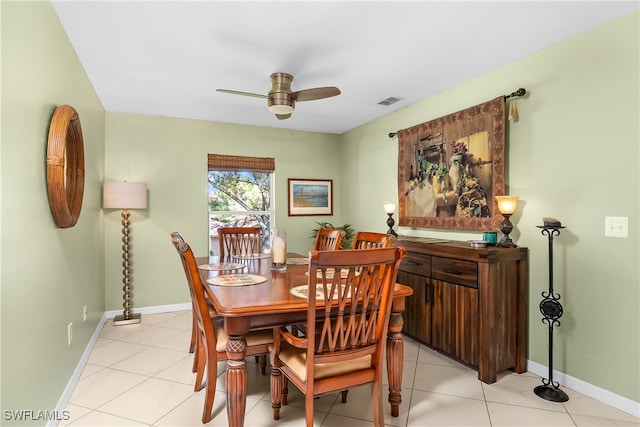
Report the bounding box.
[398,96,505,231]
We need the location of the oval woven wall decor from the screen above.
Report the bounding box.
[46,104,85,228]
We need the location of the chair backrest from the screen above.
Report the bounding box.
[171,232,216,352]
[351,231,393,249]
[305,246,406,369]
[313,228,344,251]
[171,231,189,283]
[218,227,261,260]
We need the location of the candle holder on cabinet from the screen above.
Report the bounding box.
[534,221,569,402]
[383,201,398,237]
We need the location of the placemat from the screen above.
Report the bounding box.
[305,269,361,279]
[290,284,351,299]
[198,262,246,271]
[206,274,267,286]
[231,253,271,260]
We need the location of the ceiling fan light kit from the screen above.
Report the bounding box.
[267,101,294,115]
[217,72,340,120]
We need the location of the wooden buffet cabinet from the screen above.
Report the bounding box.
[394,236,529,384]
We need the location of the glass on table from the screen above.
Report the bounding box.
[271,228,287,271]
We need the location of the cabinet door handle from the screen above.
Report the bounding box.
[425,281,432,304]
[405,260,423,267]
[442,267,461,275]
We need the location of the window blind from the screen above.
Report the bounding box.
[207,154,275,172]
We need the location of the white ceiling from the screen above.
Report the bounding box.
[51,1,639,134]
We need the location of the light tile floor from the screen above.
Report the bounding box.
[62,311,639,426]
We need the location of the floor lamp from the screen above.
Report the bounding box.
[103,181,147,325]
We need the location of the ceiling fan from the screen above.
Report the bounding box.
[216,72,341,120]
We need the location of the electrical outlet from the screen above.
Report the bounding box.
[83,305,87,322]
[67,322,73,346]
[605,216,628,238]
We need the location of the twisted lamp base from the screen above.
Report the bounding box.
[113,208,141,325]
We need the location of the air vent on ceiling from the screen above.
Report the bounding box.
[377,96,403,106]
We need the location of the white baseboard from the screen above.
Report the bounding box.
[50,303,191,426]
[104,302,191,319]
[49,311,109,427]
[527,360,640,418]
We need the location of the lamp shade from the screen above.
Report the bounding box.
[495,195,519,215]
[383,201,397,214]
[103,181,147,209]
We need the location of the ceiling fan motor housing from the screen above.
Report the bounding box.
[268,73,295,114]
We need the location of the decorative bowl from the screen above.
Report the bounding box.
[467,240,488,249]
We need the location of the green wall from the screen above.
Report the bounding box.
[341,12,640,403]
[1,1,638,423]
[104,113,343,311]
[1,1,106,423]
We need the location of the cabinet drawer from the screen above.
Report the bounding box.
[399,253,431,277]
[432,257,477,288]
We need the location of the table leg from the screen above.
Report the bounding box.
[226,335,247,427]
[386,310,404,417]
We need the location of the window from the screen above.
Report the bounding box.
[208,154,275,255]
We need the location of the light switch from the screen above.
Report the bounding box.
[605,216,628,238]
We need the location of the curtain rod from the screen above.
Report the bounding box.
[388,87,527,138]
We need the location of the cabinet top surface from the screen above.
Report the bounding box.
[394,236,528,262]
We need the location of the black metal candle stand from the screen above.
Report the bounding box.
[534,225,569,402]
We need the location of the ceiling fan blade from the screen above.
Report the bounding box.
[275,113,292,120]
[216,89,268,99]
[292,87,341,102]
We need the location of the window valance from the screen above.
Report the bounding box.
[208,154,275,172]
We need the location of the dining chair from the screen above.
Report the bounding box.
[293,230,390,353]
[218,226,262,260]
[217,226,266,368]
[352,231,394,249]
[170,232,273,423]
[312,228,344,251]
[172,232,201,358]
[172,231,222,375]
[270,246,407,427]
[288,228,344,339]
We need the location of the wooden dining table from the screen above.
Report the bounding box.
[197,252,413,427]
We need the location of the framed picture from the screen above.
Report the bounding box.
[288,179,333,216]
[397,96,505,231]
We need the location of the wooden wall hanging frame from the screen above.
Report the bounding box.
[46,104,85,228]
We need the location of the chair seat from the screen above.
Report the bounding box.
[213,319,273,353]
[277,340,372,382]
